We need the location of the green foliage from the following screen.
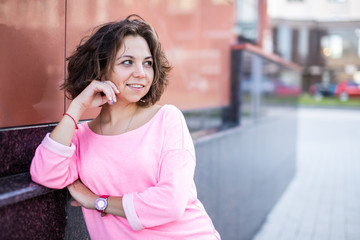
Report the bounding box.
[299,94,360,108]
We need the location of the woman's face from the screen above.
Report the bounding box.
[109,35,154,104]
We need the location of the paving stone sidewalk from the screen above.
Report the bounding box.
[253,107,360,240]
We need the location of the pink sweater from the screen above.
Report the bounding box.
[30,105,220,240]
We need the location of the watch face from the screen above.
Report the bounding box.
[95,198,107,211]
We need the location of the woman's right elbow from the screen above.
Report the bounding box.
[30,168,68,189]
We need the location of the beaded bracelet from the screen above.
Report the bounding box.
[63,113,79,129]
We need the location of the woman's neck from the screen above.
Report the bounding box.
[99,103,139,135]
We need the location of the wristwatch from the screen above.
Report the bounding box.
[95,195,109,215]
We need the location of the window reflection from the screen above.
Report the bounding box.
[240,51,300,125]
[321,35,343,58]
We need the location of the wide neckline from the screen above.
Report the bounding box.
[84,104,167,138]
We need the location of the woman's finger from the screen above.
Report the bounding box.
[103,80,120,95]
[99,81,117,105]
[91,81,116,105]
[100,80,119,105]
[76,80,117,109]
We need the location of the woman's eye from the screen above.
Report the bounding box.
[121,60,132,65]
[144,61,153,67]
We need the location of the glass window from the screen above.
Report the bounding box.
[322,28,359,59]
[297,28,309,62]
[277,26,292,61]
[235,0,259,43]
[321,35,343,59]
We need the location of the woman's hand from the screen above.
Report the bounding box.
[67,179,98,210]
[73,80,120,111]
[50,80,120,147]
[68,179,127,218]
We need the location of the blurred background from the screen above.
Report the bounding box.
[0,0,359,240]
[268,0,360,107]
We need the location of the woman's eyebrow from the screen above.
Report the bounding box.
[116,55,153,61]
[117,55,133,60]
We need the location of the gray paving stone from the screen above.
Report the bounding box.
[252,108,360,240]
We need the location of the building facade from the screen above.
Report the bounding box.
[268,0,360,91]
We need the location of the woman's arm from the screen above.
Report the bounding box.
[67,180,126,218]
[123,149,196,230]
[121,106,196,230]
[67,150,195,225]
[30,80,119,188]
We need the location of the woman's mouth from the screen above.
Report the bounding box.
[127,84,145,90]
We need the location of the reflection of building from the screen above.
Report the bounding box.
[268,0,360,91]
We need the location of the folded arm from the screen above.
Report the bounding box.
[30,133,79,189]
[67,149,195,231]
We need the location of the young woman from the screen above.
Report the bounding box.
[30,15,220,240]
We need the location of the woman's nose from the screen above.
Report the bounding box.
[133,64,145,78]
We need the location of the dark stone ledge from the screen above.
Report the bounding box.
[0,172,54,208]
[0,124,55,178]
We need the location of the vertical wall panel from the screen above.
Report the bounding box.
[0,0,65,128]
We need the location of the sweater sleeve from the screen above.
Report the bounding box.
[122,105,197,231]
[30,132,79,189]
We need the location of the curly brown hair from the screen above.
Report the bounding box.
[62,14,172,107]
